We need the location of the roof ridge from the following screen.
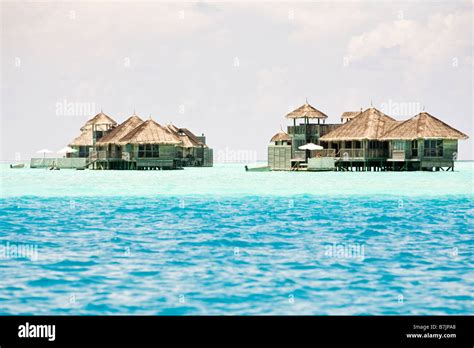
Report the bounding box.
[381,111,468,140]
[96,114,144,145]
[420,112,468,138]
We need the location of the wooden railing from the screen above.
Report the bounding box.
[337,148,364,159]
[367,149,388,158]
[306,148,389,159]
[108,150,122,159]
[293,150,306,160]
[89,150,107,160]
[288,125,319,136]
[287,124,340,136]
[311,149,336,157]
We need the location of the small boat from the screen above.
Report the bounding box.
[10,163,25,169]
[245,165,270,172]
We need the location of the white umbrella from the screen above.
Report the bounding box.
[56,146,78,168]
[298,143,323,150]
[36,149,53,158]
[57,146,78,154]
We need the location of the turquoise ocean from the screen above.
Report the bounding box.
[0,163,473,315]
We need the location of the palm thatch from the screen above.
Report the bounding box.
[167,124,179,133]
[96,114,144,145]
[320,107,399,141]
[270,131,290,142]
[81,112,117,131]
[166,124,207,148]
[381,112,469,140]
[119,119,182,145]
[69,127,93,147]
[341,111,361,121]
[286,101,328,119]
[180,128,207,148]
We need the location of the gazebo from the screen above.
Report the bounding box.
[285,100,328,125]
[285,100,329,156]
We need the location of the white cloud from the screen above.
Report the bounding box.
[346,11,472,68]
[259,2,373,42]
[3,2,214,49]
[346,20,416,60]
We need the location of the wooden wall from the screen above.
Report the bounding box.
[203,148,213,167]
[268,145,291,170]
[416,139,458,161]
[130,144,176,159]
[419,139,457,168]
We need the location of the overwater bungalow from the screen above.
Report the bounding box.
[117,119,183,170]
[166,124,213,167]
[31,110,213,170]
[319,107,399,170]
[380,112,469,171]
[267,103,468,172]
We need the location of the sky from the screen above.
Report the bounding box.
[1,0,473,161]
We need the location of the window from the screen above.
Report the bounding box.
[369,141,379,149]
[138,144,160,158]
[424,140,443,157]
[344,141,352,148]
[94,131,105,140]
[393,141,405,151]
[79,146,89,158]
[369,141,389,149]
[411,140,418,157]
[354,141,362,149]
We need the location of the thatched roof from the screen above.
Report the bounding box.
[119,119,182,145]
[96,114,144,145]
[320,107,399,141]
[69,127,93,147]
[166,124,207,148]
[286,101,328,119]
[180,128,207,148]
[167,124,179,133]
[341,111,361,120]
[81,112,117,131]
[381,112,469,140]
[270,131,291,142]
